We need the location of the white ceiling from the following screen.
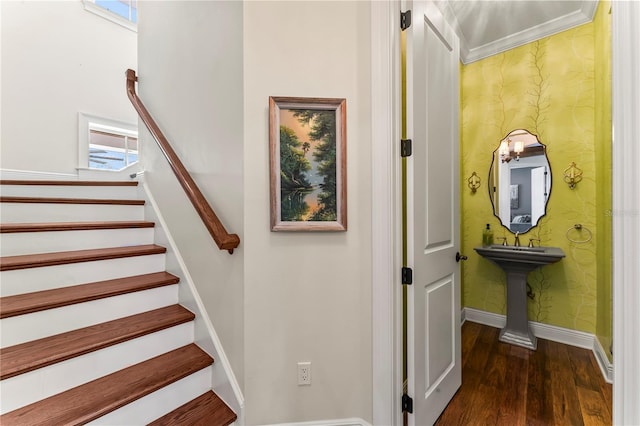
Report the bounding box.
[434,0,599,63]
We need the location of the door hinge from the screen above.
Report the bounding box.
[401,10,412,31]
[401,139,412,157]
[402,393,414,413]
[402,267,413,285]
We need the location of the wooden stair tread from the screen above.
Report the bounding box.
[148,391,237,426]
[0,344,212,425]
[0,221,155,233]
[0,244,166,271]
[0,305,194,380]
[0,271,180,319]
[0,180,138,186]
[0,196,145,205]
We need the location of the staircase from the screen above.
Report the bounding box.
[0,179,237,425]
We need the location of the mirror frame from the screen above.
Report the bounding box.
[488,129,552,234]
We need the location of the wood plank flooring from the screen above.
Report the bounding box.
[435,322,612,426]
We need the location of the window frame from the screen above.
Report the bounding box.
[82,0,137,32]
[79,112,139,172]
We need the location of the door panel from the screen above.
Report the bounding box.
[425,275,454,390]
[424,15,454,251]
[406,1,461,425]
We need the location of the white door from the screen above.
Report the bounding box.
[406,1,461,425]
[531,166,547,224]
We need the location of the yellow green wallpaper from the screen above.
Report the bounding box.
[594,1,612,360]
[460,2,612,349]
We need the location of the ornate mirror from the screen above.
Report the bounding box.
[489,129,551,233]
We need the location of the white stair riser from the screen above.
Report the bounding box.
[0,181,232,422]
[0,228,155,256]
[1,285,179,348]
[88,366,212,425]
[0,254,166,296]
[0,323,194,414]
[0,203,145,223]
[0,185,140,200]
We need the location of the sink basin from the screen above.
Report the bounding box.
[475,245,565,267]
[474,245,565,350]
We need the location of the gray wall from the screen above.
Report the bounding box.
[137,0,245,389]
[510,167,532,218]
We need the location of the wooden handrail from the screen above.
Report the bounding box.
[126,69,240,254]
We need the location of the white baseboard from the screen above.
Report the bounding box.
[593,336,614,384]
[141,183,245,418]
[462,307,613,382]
[260,418,371,426]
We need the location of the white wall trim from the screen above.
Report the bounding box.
[259,418,371,426]
[612,1,640,424]
[371,1,402,425]
[463,307,593,348]
[463,307,612,383]
[141,182,245,422]
[593,336,613,384]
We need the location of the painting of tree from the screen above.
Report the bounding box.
[279,125,312,221]
[292,109,337,221]
[269,96,346,231]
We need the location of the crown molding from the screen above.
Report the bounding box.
[460,0,598,64]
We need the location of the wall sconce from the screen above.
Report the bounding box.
[563,162,583,189]
[513,141,524,161]
[467,171,481,193]
[499,140,510,163]
[499,138,525,163]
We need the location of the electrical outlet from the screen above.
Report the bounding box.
[297,362,311,385]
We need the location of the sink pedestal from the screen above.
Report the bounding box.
[500,269,537,350]
[474,245,565,351]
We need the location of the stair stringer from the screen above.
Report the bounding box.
[140,179,245,423]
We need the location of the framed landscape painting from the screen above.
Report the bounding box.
[269,96,347,231]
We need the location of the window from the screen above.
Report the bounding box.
[79,113,138,171]
[89,128,138,171]
[83,0,137,31]
[95,0,137,23]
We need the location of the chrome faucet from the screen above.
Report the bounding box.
[514,232,521,247]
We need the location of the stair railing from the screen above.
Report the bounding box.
[126,69,240,254]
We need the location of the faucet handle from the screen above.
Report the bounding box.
[528,238,541,248]
[498,237,508,246]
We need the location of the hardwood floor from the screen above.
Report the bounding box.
[435,322,612,426]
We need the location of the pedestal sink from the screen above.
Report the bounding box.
[474,245,565,350]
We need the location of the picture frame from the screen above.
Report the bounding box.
[269,96,347,231]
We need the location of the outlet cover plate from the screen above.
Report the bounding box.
[297,362,311,385]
